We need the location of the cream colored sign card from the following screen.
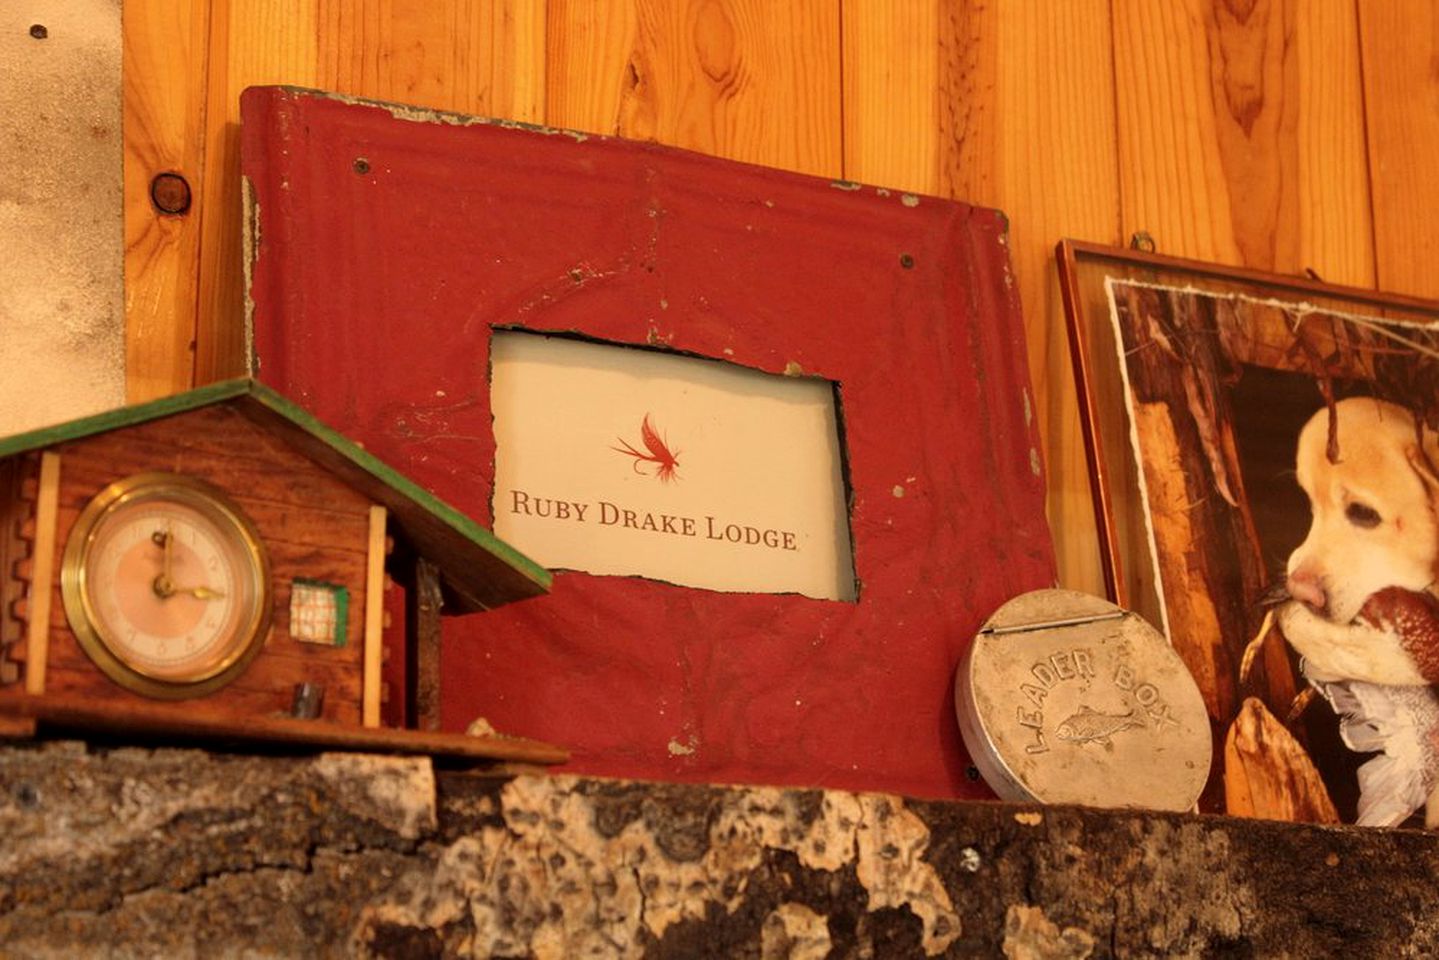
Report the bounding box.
[490,331,856,601]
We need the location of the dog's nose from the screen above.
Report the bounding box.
[1287,568,1327,613]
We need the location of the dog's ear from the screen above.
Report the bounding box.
[1410,432,1439,496]
[1408,445,1439,496]
[1415,446,1439,588]
[1402,427,1439,587]
[1410,446,1439,589]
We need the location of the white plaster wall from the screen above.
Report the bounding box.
[0,1,123,435]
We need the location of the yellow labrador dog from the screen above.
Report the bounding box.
[1280,396,1439,685]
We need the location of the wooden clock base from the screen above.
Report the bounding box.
[0,693,568,766]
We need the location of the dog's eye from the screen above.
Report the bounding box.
[1345,501,1382,529]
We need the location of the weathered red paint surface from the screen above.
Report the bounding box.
[242,86,1054,799]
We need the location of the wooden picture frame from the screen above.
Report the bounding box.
[1058,239,1439,821]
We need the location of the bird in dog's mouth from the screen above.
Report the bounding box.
[1256,578,1439,670]
[1246,579,1439,828]
[1262,576,1439,648]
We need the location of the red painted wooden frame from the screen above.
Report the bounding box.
[242,86,1053,799]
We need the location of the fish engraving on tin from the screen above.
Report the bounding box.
[1054,705,1145,748]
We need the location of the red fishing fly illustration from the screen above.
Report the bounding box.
[613,414,681,482]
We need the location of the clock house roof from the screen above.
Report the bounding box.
[0,379,550,613]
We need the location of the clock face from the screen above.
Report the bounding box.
[61,473,273,699]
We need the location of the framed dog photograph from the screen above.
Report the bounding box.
[1058,240,1439,826]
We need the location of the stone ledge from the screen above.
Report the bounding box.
[1,740,1436,958]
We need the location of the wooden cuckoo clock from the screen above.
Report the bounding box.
[0,379,562,764]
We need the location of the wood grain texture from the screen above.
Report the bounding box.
[542,0,635,133]
[1225,696,1338,824]
[1113,0,1372,280]
[937,1,1120,597]
[1113,0,1246,263]
[312,0,547,117]
[0,693,568,762]
[1359,0,1439,297]
[23,454,61,696]
[55,405,373,520]
[122,0,212,401]
[1292,0,1374,287]
[42,635,365,725]
[404,555,443,732]
[840,0,939,193]
[1201,0,1301,270]
[363,504,386,727]
[547,0,842,177]
[1133,402,1231,718]
[192,0,319,387]
[935,0,997,204]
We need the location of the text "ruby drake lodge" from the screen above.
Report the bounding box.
[508,490,799,551]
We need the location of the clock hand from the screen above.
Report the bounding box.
[173,584,227,600]
[151,527,176,598]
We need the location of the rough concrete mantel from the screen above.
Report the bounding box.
[1,741,1436,958]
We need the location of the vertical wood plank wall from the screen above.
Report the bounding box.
[121,0,1431,596]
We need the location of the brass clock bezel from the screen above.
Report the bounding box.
[60,472,274,700]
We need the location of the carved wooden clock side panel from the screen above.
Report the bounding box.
[0,454,37,690]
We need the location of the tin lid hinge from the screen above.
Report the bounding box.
[979,610,1126,636]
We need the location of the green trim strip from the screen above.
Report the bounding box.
[332,582,349,646]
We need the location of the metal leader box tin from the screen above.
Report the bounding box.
[955,589,1210,811]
